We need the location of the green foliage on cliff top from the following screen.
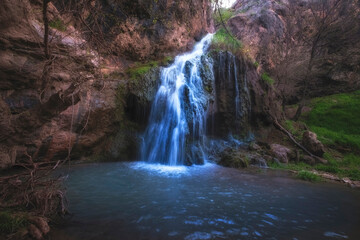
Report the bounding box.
[304,90,360,151]
[214,8,235,25]
[212,28,243,54]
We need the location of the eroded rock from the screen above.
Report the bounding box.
[270,144,292,163]
[302,131,325,157]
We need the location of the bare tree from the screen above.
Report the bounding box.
[292,0,359,121]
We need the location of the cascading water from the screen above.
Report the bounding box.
[141,34,214,166]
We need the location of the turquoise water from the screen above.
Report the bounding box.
[53,162,360,240]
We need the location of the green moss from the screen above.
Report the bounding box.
[297,170,321,182]
[261,72,275,85]
[214,8,235,25]
[253,61,259,68]
[49,18,67,32]
[212,28,243,55]
[0,211,28,234]
[126,57,172,80]
[304,91,360,151]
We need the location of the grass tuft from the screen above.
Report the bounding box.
[49,18,67,32]
[261,72,275,85]
[297,170,320,182]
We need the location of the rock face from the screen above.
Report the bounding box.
[229,0,360,103]
[53,0,213,61]
[270,144,292,163]
[0,0,212,168]
[302,131,325,157]
[208,51,251,138]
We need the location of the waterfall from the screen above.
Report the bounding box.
[141,34,214,166]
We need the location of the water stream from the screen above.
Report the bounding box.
[53,162,360,240]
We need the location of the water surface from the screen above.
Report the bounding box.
[53,162,360,240]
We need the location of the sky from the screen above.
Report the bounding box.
[220,0,237,8]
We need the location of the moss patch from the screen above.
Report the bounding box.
[126,57,172,80]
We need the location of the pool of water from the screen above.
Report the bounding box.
[52,162,360,240]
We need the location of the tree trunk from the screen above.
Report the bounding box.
[43,0,49,59]
[292,101,304,121]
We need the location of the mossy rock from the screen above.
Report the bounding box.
[219,148,249,168]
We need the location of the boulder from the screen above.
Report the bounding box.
[270,144,292,163]
[302,131,325,157]
[219,148,249,168]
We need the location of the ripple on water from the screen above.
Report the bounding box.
[184,232,212,240]
[324,232,349,239]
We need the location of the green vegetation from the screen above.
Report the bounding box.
[261,72,275,85]
[253,61,259,68]
[214,8,235,25]
[212,28,243,54]
[314,153,360,181]
[0,211,28,234]
[268,161,312,171]
[297,170,321,182]
[304,90,360,150]
[275,91,360,181]
[126,57,173,80]
[49,18,67,32]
